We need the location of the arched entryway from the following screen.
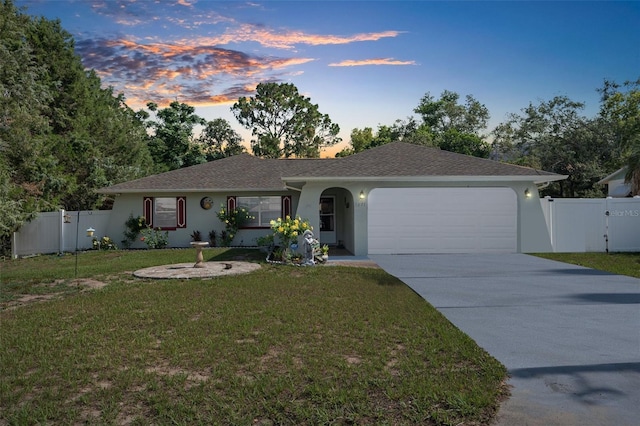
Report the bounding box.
[319,187,355,254]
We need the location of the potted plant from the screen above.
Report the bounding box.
[321,244,329,261]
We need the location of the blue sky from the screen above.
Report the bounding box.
[18,0,640,156]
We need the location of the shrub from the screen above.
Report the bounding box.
[140,227,169,249]
[255,234,274,248]
[267,216,313,261]
[92,236,118,251]
[122,214,146,248]
[270,216,312,248]
[216,205,254,247]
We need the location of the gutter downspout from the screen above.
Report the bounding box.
[537,181,551,191]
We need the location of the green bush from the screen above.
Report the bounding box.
[92,236,118,250]
[122,214,146,248]
[140,227,169,249]
[216,205,253,246]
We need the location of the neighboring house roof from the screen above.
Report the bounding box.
[99,142,566,194]
[597,167,632,197]
[597,166,628,185]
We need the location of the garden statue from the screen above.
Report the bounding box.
[302,230,316,266]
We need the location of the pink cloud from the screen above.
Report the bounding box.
[329,58,416,67]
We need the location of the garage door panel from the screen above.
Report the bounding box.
[481,216,515,227]
[368,188,517,254]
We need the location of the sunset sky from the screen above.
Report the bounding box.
[18,0,640,156]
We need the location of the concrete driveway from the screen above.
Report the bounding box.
[369,253,640,426]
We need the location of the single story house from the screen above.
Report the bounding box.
[98,142,566,255]
[597,167,633,198]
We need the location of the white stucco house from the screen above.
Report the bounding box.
[597,167,633,198]
[98,142,567,255]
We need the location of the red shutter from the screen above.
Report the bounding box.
[177,196,187,228]
[143,197,154,227]
[282,195,291,218]
[227,196,236,213]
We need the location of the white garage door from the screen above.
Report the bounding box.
[368,188,517,254]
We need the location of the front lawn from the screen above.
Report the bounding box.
[534,252,640,279]
[1,249,507,425]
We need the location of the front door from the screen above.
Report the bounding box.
[319,196,336,244]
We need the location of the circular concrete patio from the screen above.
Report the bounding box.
[133,261,261,279]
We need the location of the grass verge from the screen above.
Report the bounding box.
[533,252,640,279]
[1,249,507,425]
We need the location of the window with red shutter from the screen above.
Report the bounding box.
[142,197,187,230]
[231,195,293,228]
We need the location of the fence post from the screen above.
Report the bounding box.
[12,232,17,259]
[604,197,611,253]
[59,209,65,254]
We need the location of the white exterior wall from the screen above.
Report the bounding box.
[104,192,293,248]
[295,181,554,256]
[18,192,638,257]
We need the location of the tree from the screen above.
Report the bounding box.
[438,129,490,158]
[414,90,491,157]
[598,79,640,195]
[0,0,55,250]
[336,118,432,157]
[335,127,374,157]
[147,101,206,170]
[492,96,613,197]
[24,14,154,210]
[231,82,341,158]
[1,0,155,253]
[197,118,246,161]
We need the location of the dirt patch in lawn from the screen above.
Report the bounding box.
[1,278,108,310]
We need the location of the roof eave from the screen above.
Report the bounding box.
[98,187,289,195]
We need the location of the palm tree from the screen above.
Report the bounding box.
[626,144,640,196]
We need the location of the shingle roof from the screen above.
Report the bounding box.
[287,142,560,178]
[99,142,564,194]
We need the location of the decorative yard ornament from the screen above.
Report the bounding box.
[302,230,315,266]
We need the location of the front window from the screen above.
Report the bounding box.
[237,196,282,227]
[143,196,186,230]
[154,197,177,228]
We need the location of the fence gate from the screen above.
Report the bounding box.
[540,197,640,252]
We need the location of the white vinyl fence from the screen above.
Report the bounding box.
[12,210,112,258]
[540,197,640,252]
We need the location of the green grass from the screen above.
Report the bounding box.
[533,252,640,279]
[1,249,507,425]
